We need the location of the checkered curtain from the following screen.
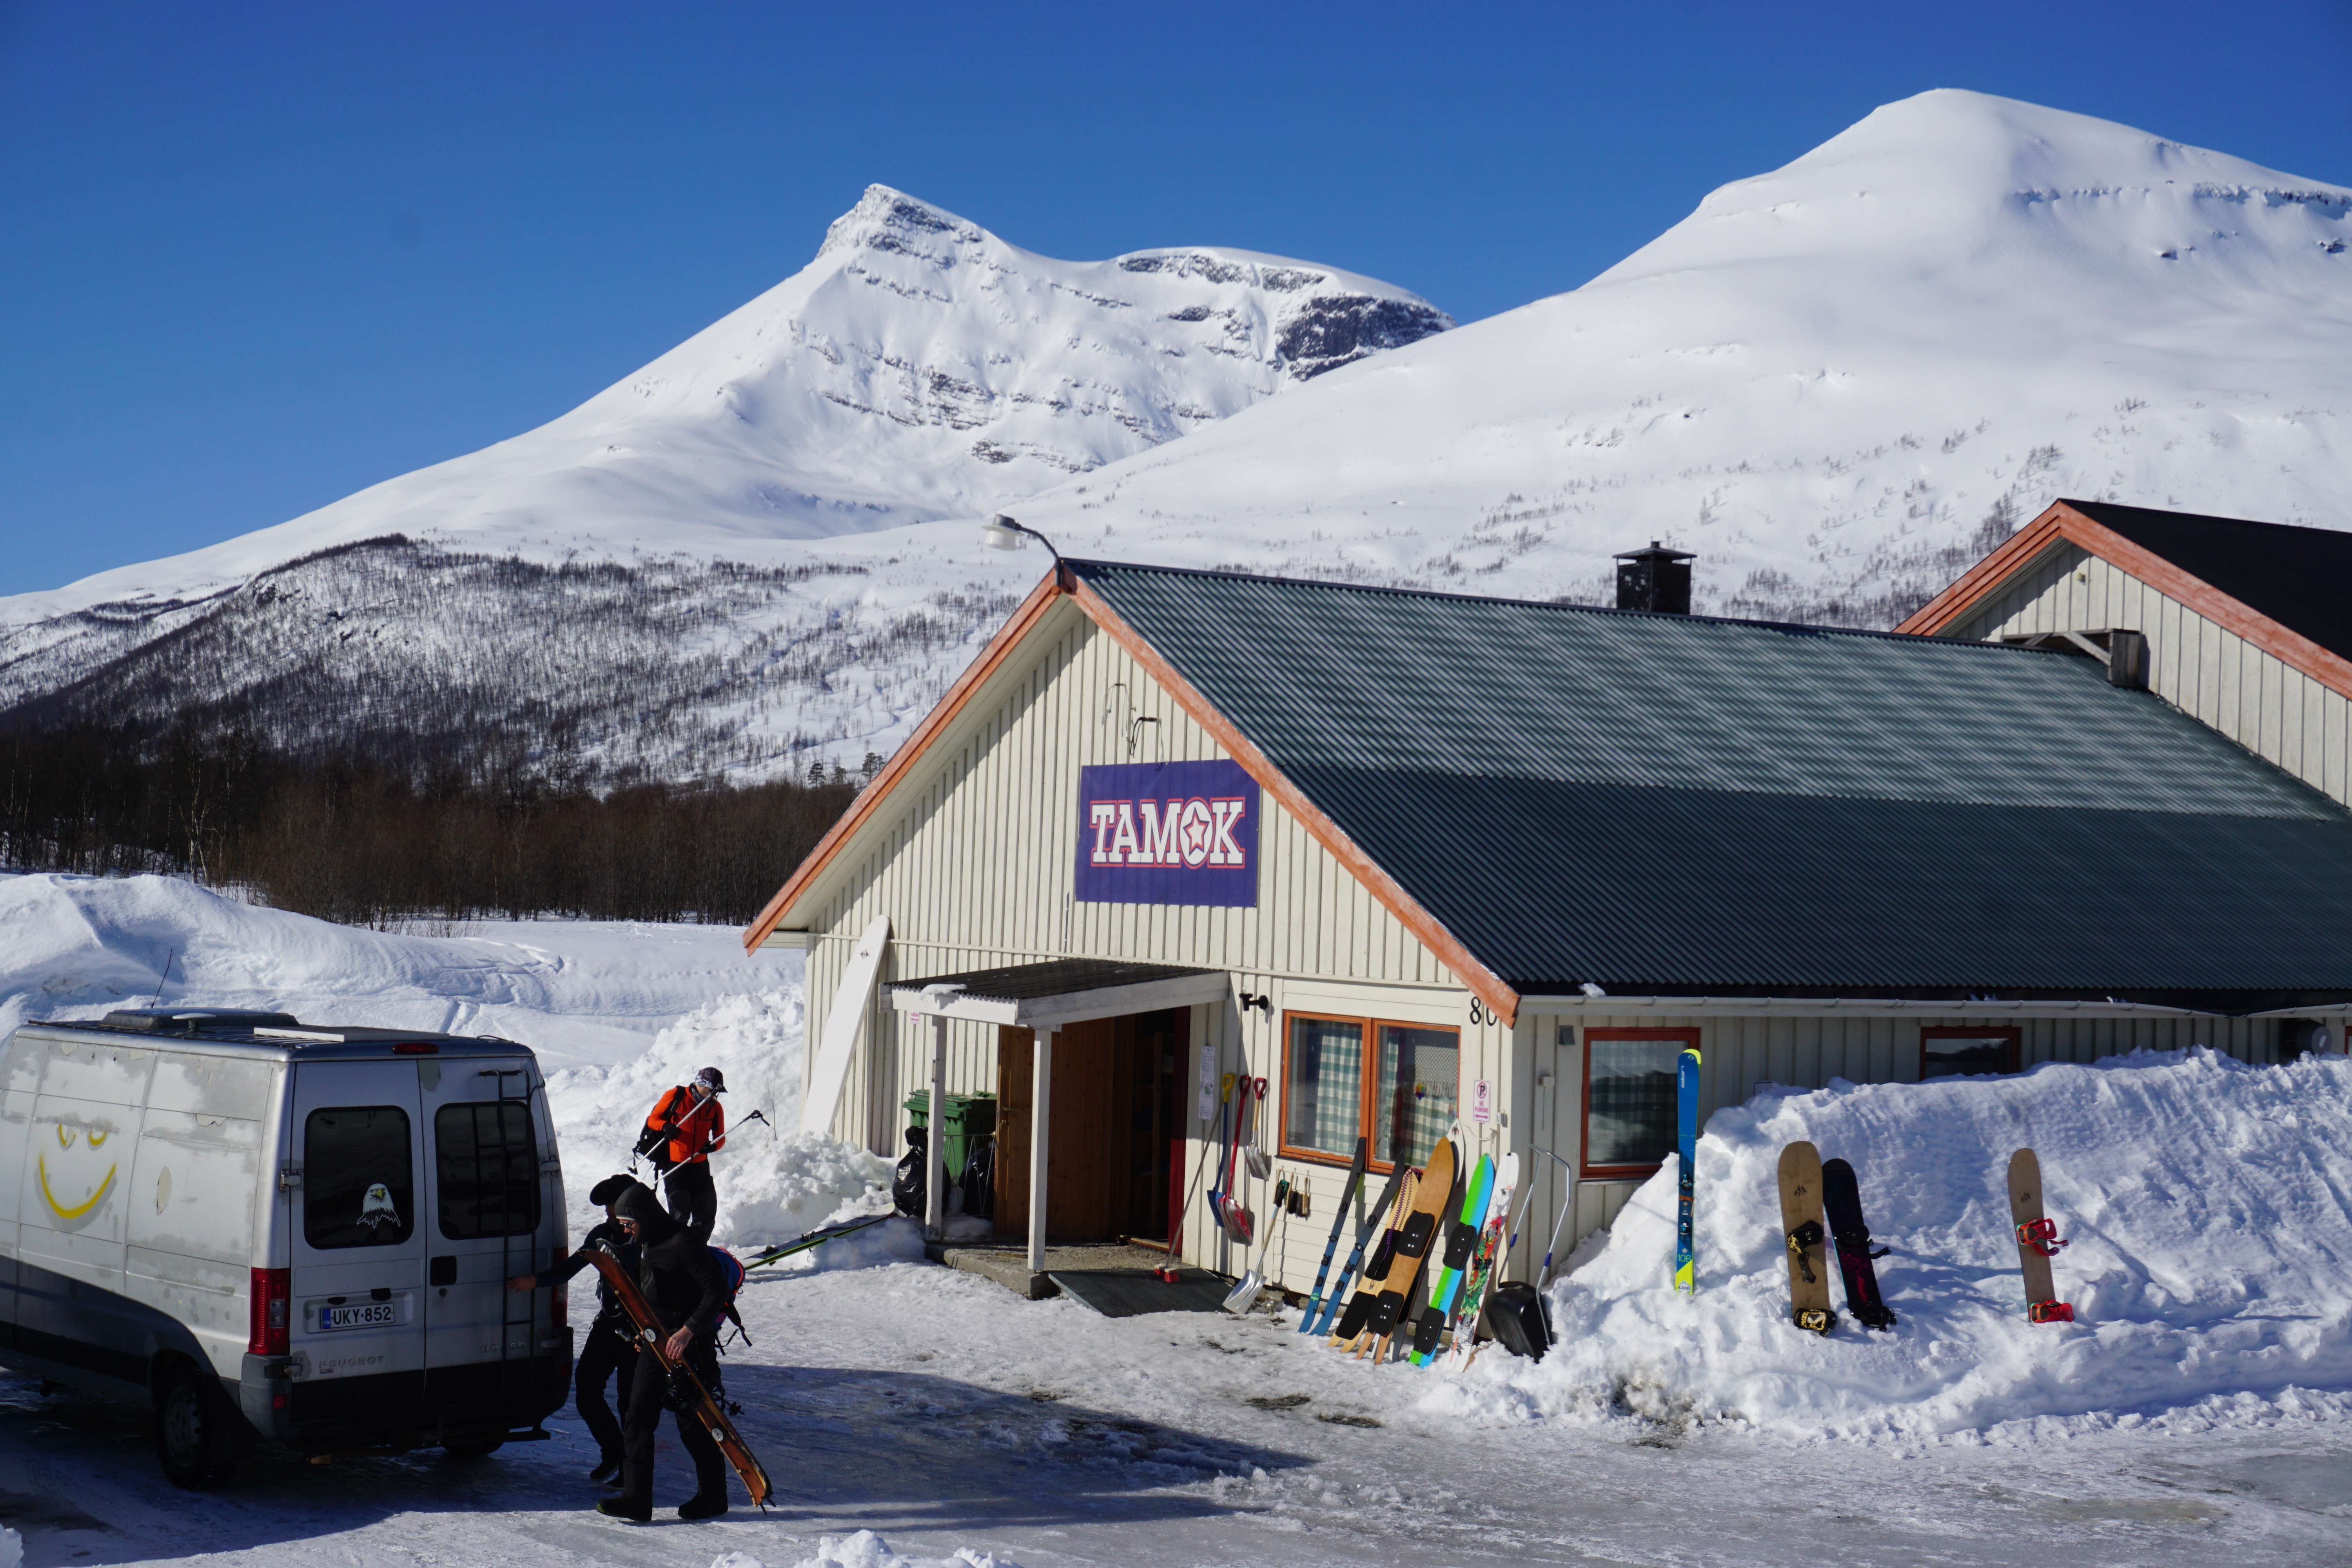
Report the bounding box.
[1377,1026,1459,1169]
[1286,1018,1363,1156]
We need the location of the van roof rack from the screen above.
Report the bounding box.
[101,1009,300,1033]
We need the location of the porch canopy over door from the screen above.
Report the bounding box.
[886,960,1230,1271]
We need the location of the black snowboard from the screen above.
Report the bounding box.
[1820,1157,1895,1330]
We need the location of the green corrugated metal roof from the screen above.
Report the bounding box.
[1073,560,2352,1002]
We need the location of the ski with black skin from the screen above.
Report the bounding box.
[1820,1156,1895,1330]
[1325,1162,1414,1342]
[584,1243,774,1508]
[1298,1138,1368,1333]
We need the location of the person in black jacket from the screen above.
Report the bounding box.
[596,1184,730,1522]
[506,1174,647,1483]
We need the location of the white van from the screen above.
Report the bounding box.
[0,1008,573,1487]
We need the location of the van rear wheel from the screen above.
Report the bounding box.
[155,1365,236,1490]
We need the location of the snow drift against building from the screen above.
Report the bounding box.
[1428,1048,2352,1439]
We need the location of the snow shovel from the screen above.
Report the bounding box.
[1207,1075,1236,1236]
[1221,1079,1259,1245]
[1240,1075,1272,1181]
[1223,1169,1290,1314]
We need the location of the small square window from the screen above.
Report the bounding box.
[1920,1027,2020,1079]
[1583,1029,1695,1178]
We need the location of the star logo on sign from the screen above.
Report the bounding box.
[1176,798,1216,868]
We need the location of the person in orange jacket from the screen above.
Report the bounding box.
[638,1067,726,1242]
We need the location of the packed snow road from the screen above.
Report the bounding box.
[4,1253,2349,1568]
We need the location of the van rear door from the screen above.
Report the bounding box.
[288,1061,428,1415]
[417,1056,552,1406]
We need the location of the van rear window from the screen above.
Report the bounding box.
[303,1107,416,1249]
[435,1102,541,1239]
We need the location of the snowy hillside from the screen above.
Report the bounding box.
[0,190,1445,776]
[5,91,2348,780]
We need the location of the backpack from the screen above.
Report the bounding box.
[892,1126,927,1216]
[707,1244,750,1347]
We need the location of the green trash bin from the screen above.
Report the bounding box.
[902,1091,998,1187]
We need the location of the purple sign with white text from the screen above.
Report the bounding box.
[1074,760,1259,907]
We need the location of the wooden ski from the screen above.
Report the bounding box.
[1776,1141,1837,1335]
[1332,1165,1418,1346]
[584,1245,775,1508]
[1366,1136,1459,1364]
[2007,1148,2074,1323]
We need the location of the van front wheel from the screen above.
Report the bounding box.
[156,1365,236,1490]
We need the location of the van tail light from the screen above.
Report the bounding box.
[548,1247,568,1331]
[249,1267,291,1356]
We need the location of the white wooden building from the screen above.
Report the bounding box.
[742,544,2352,1299]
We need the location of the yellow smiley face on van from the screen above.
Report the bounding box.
[38,1120,119,1229]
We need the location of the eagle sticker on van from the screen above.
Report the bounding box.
[38,1118,119,1228]
[359,1183,402,1233]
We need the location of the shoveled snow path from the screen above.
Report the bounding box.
[4,1249,2349,1567]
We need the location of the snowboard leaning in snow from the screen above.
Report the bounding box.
[1675,1046,1700,1294]
[1776,1141,1837,1334]
[2006,1147,2075,1324]
[1820,1156,1895,1330]
[1409,1151,1494,1365]
[1363,1137,1458,1362]
[584,1244,775,1508]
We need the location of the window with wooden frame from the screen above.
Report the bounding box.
[1279,1010,1460,1173]
[1582,1028,1697,1179]
[1920,1026,2021,1080]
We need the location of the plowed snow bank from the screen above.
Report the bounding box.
[1429,1048,2352,1436]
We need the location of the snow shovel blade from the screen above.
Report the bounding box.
[1243,1145,1273,1181]
[1221,1269,1264,1314]
[1225,1204,1254,1245]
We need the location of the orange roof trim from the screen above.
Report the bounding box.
[1896,501,2352,699]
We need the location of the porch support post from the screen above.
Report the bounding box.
[925,1014,948,1242]
[1027,1026,1054,1276]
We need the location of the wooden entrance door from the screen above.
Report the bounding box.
[993,1010,1188,1244]
[996,1018,1119,1241]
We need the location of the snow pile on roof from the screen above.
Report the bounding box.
[544,987,900,1253]
[0,872,757,1069]
[1429,1048,2352,1437]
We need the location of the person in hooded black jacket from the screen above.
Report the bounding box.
[596,1184,731,1522]
[506,1173,647,1483]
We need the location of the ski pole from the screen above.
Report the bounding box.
[1528,1145,1580,1288]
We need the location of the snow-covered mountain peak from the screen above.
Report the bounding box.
[815,183,984,263]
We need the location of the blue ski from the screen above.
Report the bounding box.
[1297,1137,1367,1331]
[1674,1045,1701,1294]
[1310,1158,1409,1337]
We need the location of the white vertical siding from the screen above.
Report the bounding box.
[1944,543,2352,805]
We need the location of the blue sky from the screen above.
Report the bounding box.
[2,0,2348,597]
